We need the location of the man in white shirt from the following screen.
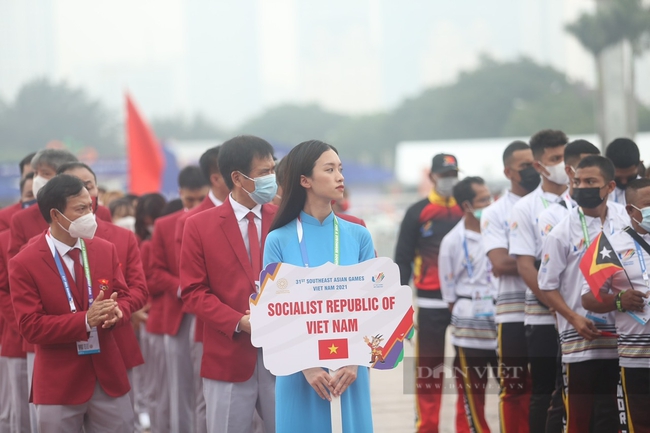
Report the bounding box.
[537,140,601,238]
[540,156,629,432]
[582,178,650,433]
[605,138,641,206]
[481,141,537,433]
[508,129,571,433]
[535,139,602,432]
[440,176,497,432]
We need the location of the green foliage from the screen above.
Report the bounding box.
[226,56,650,166]
[236,103,347,146]
[152,114,226,141]
[566,0,650,55]
[0,79,120,160]
[566,13,611,55]
[502,90,595,136]
[2,57,650,167]
[326,112,394,163]
[388,56,583,140]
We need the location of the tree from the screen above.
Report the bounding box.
[326,113,395,167]
[237,103,347,146]
[502,90,595,136]
[152,114,227,141]
[387,56,594,140]
[0,79,120,161]
[566,0,650,143]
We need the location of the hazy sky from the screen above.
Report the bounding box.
[1,0,649,128]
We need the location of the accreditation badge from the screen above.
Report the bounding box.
[77,327,101,355]
[585,311,609,324]
[471,288,495,318]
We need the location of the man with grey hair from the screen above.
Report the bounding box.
[7,148,79,433]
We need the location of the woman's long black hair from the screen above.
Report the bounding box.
[270,140,338,232]
[134,193,167,241]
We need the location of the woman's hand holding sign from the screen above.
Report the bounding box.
[302,368,334,401]
[330,365,358,397]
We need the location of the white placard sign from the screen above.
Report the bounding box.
[250,257,414,376]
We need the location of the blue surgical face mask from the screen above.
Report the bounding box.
[632,205,650,232]
[239,172,278,205]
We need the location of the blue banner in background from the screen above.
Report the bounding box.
[0,142,393,205]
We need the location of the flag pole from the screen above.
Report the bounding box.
[329,369,343,433]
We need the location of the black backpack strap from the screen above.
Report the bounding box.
[624,226,650,256]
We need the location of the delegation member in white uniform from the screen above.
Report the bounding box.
[540,156,629,433]
[535,139,602,432]
[508,129,570,433]
[582,178,650,433]
[481,141,537,433]
[440,176,497,433]
[605,138,641,206]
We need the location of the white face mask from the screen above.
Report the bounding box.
[540,161,569,185]
[435,177,458,197]
[32,175,48,198]
[113,216,136,232]
[57,211,97,239]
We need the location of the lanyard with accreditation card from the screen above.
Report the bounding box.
[296,214,344,429]
[296,215,340,267]
[633,240,650,288]
[462,234,494,317]
[52,238,100,355]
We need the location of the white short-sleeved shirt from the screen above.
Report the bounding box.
[538,201,572,242]
[481,190,527,323]
[509,185,572,325]
[608,187,627,206]
[539,202,629,363]
[440,218,498,350]
[581,227,650,368]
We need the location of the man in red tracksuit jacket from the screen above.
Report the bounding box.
[395,154,464,433]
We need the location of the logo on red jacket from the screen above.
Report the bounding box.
[98,279,109,291]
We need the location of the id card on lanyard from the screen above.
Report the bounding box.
[53,238,100,355]
[462,235,494,318]
[296,215,340,267]
[626,240,650,325]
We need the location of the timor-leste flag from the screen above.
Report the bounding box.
[318,338,349,360]
[579,231,624,301]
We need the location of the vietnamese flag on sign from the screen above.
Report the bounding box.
[318,338,349,360]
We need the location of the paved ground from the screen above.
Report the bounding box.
[370,330,500,433]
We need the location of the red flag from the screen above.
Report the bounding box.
[318,338,349,360]
[579,232,624,301]
[126,93,164,194]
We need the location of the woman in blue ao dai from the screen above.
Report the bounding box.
[264,140,375,433]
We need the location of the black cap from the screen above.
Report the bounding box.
[430,153,459,173]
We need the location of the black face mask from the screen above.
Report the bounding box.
[615,176,637,190]
[572,187,605,209]
[21,199,37,209]
[518,166,541,192]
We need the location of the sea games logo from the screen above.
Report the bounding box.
[372,272,385,288]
